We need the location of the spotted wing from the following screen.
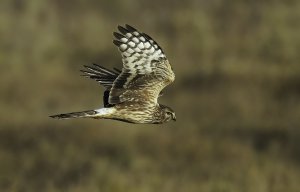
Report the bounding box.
[110,24,175,104]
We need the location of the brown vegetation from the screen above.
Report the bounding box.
[0,0,300,191]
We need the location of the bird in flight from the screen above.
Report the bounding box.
[50,24,176,124]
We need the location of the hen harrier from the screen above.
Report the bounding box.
[50,24,176,124]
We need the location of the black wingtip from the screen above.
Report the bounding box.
[92,63,105,69]
[84,65,99,72]
[113,40,122,46]
[142,32,152,40]
[79,69,94,75]
[83,65,91,69]
[113,32,125,39]
[118,25,129,34]
[125,24,137,32]
[113,68,122,73]
[92,62,100,66]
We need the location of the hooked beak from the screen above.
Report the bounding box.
[172,114,176,121]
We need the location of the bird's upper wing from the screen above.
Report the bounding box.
[109,24,175,104]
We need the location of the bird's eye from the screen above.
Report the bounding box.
[166,112,172,116]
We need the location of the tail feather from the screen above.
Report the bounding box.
[50,110,97,119]
[50,108,116,120]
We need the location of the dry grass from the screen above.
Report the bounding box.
[0,0,300,191]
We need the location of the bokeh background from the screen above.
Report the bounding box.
[1,0,300,191]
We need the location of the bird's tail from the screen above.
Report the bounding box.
[50,108,115,120]
[49,110,98,119]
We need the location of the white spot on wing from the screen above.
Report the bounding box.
[132,37,139,43]
[121,38,128,43]
[127,48,134,54]
[123,51,130,57]
[128,41,135,47]
[144,42,151,49]
[115,26,168,79]
[149,47,155,53]
[120,44,127,50]
[138,42,144,49]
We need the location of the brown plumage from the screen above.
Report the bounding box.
[50,24,176,124]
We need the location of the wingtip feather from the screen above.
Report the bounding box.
[125,24,137,32]
[113,32,125,39]
[118,25,129,34]
[113,40,122,46]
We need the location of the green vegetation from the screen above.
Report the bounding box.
[0,0,300,191]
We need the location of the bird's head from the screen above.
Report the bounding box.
[160,105,176,122]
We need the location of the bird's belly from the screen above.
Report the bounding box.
[112,105,155,124]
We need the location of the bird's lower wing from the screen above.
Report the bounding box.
[80,63,120,89]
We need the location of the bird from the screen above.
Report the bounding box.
[50,24,176,124]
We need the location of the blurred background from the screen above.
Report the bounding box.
[1,0,300,191]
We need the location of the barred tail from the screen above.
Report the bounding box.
[50,108,116,120]
[49,110,97,119]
